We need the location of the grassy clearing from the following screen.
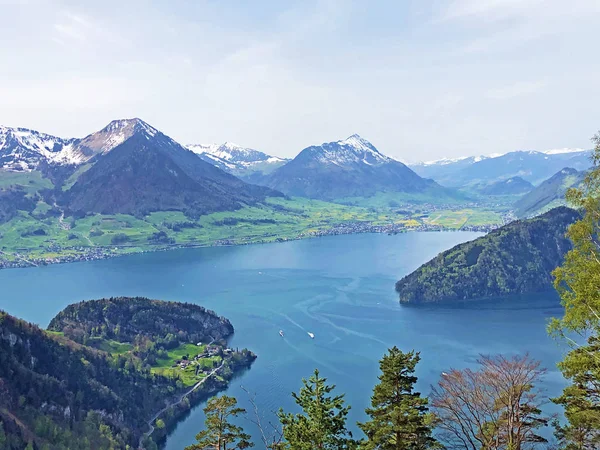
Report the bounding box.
[335,189,471,208]
[424,209,503,229]
[151,343,222,386]
[87,338,133,355]
[0,170,53,193]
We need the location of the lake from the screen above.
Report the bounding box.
[0,232,570,448]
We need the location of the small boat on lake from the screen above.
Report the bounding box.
[279,330,284,337]
[307,332,315,339]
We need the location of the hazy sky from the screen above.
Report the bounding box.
[1,0,599,162]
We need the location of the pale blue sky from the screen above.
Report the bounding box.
[1,0,599,161]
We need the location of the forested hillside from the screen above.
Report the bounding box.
[0,298,255,450]
[395,207,580,303]
[49,297,233,345]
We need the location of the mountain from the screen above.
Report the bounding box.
[0,126,80,170]
[395,207,580,304]
[0,120,163,171]
[57,119,281,217]
[188,142,288,181]
[514,168,586,218]
[478,176,534,195]
[410,149,592,188]
[263,134,458,201]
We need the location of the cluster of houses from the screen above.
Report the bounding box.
[172,344,234,373]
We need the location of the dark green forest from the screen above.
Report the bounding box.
[395,206,580,303]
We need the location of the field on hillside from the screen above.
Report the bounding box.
[0,190,508,268]
[424,209,504,228]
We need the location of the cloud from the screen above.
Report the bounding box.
[486,80,548,100]
[52,10,128,47]
[2,0,600,160]
[439,0,546,22]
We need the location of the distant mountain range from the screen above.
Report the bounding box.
[0,119,280,217]
[514,167,585,218]
[409,149,592,188]
[187,142,288,182]
[1,121,592,214]
[396,206,580,303]
[259,134,461,202]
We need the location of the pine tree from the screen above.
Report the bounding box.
[186,395,253,450]
[278,369,356,449]
[359,347,439,450]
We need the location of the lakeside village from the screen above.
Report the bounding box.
[0,206,514,269]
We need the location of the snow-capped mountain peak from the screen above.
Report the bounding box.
[309,134,393,167]
[338,134,378,153]
[74,118,162,159]
[103,118,158,138]
[186,141,288,177]
[188,142,285,164]
[0,118,167,171]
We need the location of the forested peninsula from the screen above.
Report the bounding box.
[0,297,255,450]
[395,207,580,303]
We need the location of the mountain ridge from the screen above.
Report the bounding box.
[61,122,281,217]
[514,167,585,218]
[0,118,162,171]
[262,134,458,201]
[187,141,288,181]
[410,149,592,188]
[395,207,580,303]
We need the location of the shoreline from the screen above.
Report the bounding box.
[144,351,257,450]
[0,222,495,271]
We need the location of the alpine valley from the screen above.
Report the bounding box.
[0,120,507,269]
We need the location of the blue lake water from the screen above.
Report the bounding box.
[0,232,570,448]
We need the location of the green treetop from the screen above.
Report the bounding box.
[185,395,253,450]
[278,369,356,450]
[359,347,439,450]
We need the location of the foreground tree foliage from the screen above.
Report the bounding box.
[430,354,549,450]
[358,347,439,449]
[550,132,600,449]
[185,395,253,450]
[278,369,356,450]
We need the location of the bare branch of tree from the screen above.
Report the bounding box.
[240,385,284,449]
[431,354,549,450]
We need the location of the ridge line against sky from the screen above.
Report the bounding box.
[1,0,599,162]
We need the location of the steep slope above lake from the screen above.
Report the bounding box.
[514,168,585,218]
[395,207,580,303]
[0,297,254,450]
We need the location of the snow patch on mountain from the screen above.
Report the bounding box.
[417,154,492,167]
[414,148,589,167]
[542,148,586,155]
[187,141,287,176]
[0,118,167,171]
[309,134,395,167]
[0,126,80,170]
